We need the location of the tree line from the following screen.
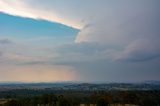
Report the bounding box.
[0,90,160,106]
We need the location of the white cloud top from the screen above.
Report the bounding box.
[0,0,82,29]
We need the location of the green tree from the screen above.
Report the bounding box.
[57,95,71,106]
[96,98,108,106]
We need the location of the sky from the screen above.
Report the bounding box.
[0,0,160,82]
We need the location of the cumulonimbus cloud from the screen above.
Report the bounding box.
[0,0,160,62]
[0,0,160,82]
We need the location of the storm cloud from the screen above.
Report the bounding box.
[0,0,160,82]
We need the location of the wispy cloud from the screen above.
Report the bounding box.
[113,39,160,62]
[0,38,12,44]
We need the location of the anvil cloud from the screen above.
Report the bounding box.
[0,0,160,82]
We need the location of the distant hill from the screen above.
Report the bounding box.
[0,81,160,91]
